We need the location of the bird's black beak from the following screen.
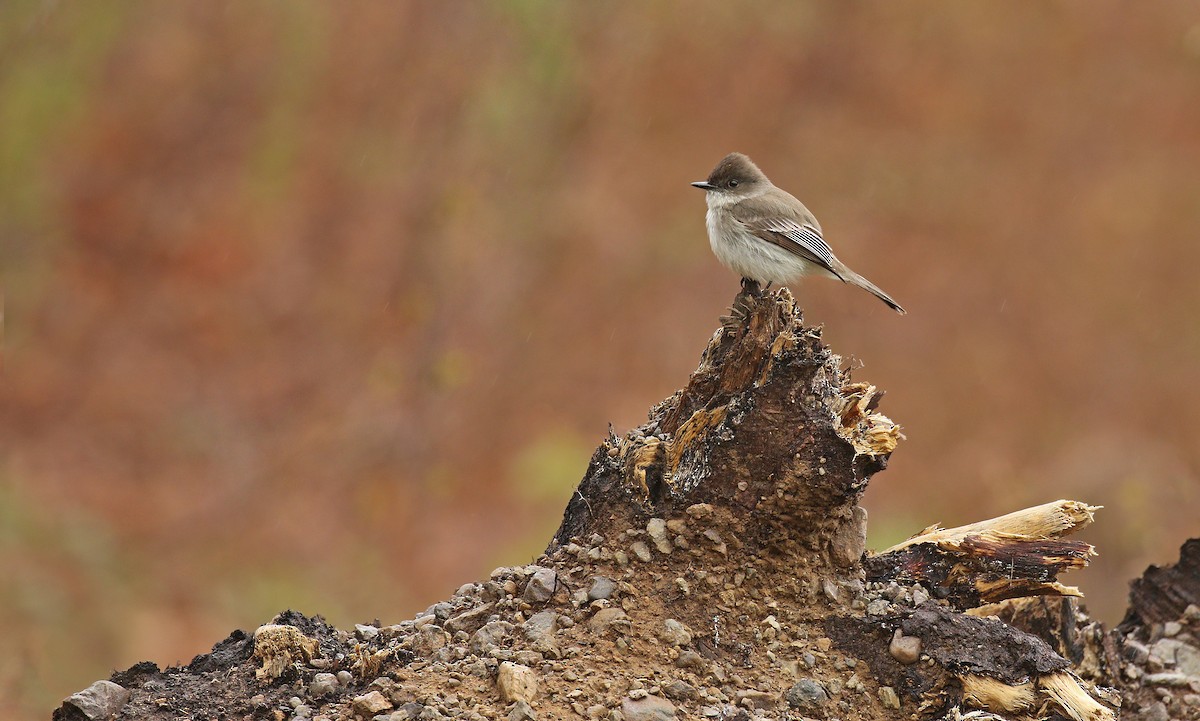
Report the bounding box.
[691,181,717,190]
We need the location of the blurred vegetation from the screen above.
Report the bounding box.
[3,2,1200,718]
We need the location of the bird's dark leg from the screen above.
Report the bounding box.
[763,281,773,292]
[740,277,763,296]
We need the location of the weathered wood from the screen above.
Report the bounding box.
[864,500,1099,609]
[51,288,1150,721]
[1119,538,1200,632]
[550,287,897,570]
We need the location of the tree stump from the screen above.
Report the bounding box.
[54,289,1198,721]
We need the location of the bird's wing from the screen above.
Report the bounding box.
[731,204,843,279]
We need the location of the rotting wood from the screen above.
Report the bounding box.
[864,500,1100,609]
[50,287,1178,721]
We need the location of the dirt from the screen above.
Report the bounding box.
[61,513,946,721]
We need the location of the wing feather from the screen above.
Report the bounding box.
[731,202,842,278]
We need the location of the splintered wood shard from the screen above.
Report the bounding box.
[885,500,1100,553]
[865,500,1100,608]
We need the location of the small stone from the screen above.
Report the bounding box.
[821,580,840,604]
[1152,638,1200,676]
[666,519,687,534]
[498,662,538,703]
[660,619,693,646]
[646,518,673,554]
[409,625,450,656]
[425,601,454,620]
[631,541,653,563]
[522,610,559,650]
[309,672,339,697]
[911,587,930,606]
[589,577,617,601]
[352,691,392,716]
[866,598,891,616]
[785,679,829,710]
[614,550,630,566]
[1141,701,1169,721]
[590,608,630,635]
[701,529,727,555]
[675,650,706,670]
[621,694,676,721]
[878,686,900,709]
[829,506,868,567]
[1145,672,1194,687]
[686,503,713,518]
[737,689,775,710]
[292,704,312,718]
[445,604,495,634]
[56,680,131,721]
[662,680,700,701]
[523,568,558,603]
[507,699,537,721]
[355,624,380,641]
[629,689,649,700]
[1183,604,1200,623]
[1164,621,1183,637]
[470,621,514,655]
[889,630,921,665]
[336,670,354,686]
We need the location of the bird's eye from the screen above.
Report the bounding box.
[728,179,739,187]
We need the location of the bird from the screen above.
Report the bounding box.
[692,152,905,314]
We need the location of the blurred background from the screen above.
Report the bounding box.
[3,2,1200,717]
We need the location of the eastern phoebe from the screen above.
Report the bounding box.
[692,153,905,314]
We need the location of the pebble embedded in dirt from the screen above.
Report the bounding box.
[737,689,776,710]
[888,629,921,665]
[53,680,131,721]
[445,603,495,634]
[523,567,557,603]
[660,619,693,646]
[497,661,538,703]
[308,672,338,697]
[878,686,900,709]
[785,679,830,710]
[501,700,533,721]
[470,620,513,655]
[622,693,677,721]
[588,576,617,601]
[522,609,559,651]
[646,518,673,554]
[589,607,629,634]
[675,650,706,671]
[352,690,392,716]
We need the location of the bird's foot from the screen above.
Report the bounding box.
[740,277,763,297]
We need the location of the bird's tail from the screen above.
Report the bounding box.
[834,262,906,314]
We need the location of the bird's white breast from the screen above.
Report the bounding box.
[703,193,820,285]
